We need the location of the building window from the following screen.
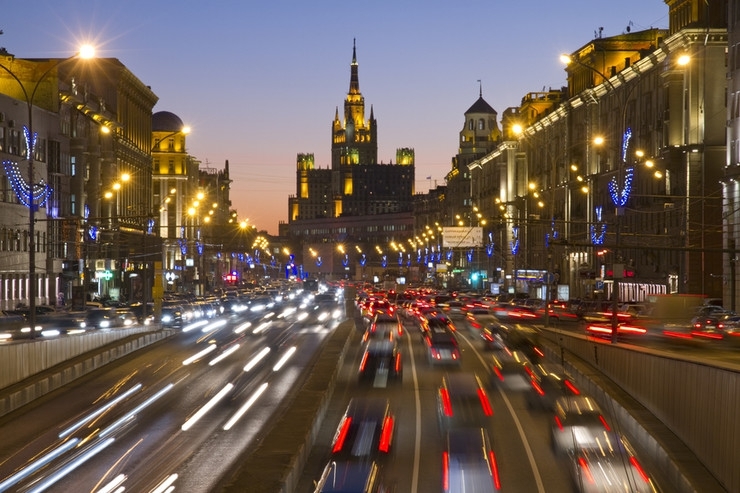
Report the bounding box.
[168,160,175,174]
[468,119,474,131]
[71,156,76,176]
[478,119,485,130]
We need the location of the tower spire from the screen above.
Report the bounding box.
[349,38,360,95]
[477,79,482,98]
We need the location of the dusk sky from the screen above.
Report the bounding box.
[4,1,669,234]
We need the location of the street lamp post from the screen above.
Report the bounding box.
[0,47,94,336]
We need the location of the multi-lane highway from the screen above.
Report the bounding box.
[0,300,341,493]
[297,308,661,492]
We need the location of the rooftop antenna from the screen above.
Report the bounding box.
[477,79,482,97]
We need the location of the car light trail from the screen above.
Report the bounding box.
[272,346,297,371]
[150,473,178,493]
[202,319,227,333]
[181,383,234,431]
[243,347,271,372]
[278,307,296,318]
[252,322,272,334]
[209,344,241,366]
[222,382,269,430]
[234,321,252,334]
[59,383,143,438]
[27,437,115,493]
[100,383,175,438]
[98,473,126,493]
[0,438,79,492]
[183,343,217,365]
[182,320,209,333]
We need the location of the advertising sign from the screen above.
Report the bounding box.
[442,226,483,248]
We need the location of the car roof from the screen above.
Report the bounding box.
[443,372,483,396]
[315,461,379,493]
[446,427,491,456]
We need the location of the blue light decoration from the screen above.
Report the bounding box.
[406,253,411,267]
[315,256,322,267]
[178,238,187,255]
[146,218,155,235]
[180,226,185,238]
[486,232,494,258]
[466,249,473,263]
[342,254,349,267]
[360,253,367,267]
[381,255,387,268]
[417,249,422,264]
[545,219,559,248]
[87,225,98,241]
[398,252,403,266]
[271,255,277,267]
[196,241,204,255]
[608,128,635,207]
[2,126,53,210]
[84,203,90,220]
[238,253,244,262]
[446,249,453,261]
[254,249,261,264]
[510,226,520,255]
[217,251,222,259]
[590,206,607,245]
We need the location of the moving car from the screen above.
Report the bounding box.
[423,322,461,365]
[525,362,580,411]
[330,397,395,460]
[490,347,532,390]
[551,395,613,455]
[569,438,658,493]
[437,372,493,431]
[364,311,404,343]
[358,340,402,387]
[443,427,501,493]
[313,461,390,493]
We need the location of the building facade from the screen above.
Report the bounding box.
[464,0,728,304]
[286,41,416,279]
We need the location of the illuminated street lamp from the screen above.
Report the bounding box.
[0,46,94,335]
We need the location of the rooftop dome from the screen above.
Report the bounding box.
[152,111,185,132]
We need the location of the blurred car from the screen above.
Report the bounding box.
[490,347,532,390]
[81,308,122,330]
[437,372,493,431]
[569,438,658,493]
[496,322,544,362]
[313,461,391,493]
[524,362,580,411]
[443,427,501,493]
[159,306,183,329]
[690,309,734,340]
[423,322,461,366]
[330,397,395,460]
[116,309,139,327]
[358,340,402,387]
[465,308,495,330]
[551,395,613,455]
[364,311,404,342]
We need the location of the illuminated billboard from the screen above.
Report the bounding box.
[442,227,483,248]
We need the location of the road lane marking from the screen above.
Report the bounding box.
[406,324,422,493]
[458,331,546,493]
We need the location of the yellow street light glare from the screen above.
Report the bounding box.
[79,44,96,59]
[593,136,605,146]
[559,54,572,65]
[677,54,691,66]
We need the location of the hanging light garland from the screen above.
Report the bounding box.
[342,254,349,267]
[381,255,387,268]
[3,126,53,209]
[486,232,494,257]
[510,226,520,255]
[466,249,473,263]
[609,128,635,207]
[315,256,322,267]
[590,206,607,245]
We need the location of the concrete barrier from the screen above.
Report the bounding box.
[0,328,174,419]
[541,329,729,493]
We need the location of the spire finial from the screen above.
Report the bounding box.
[352,38,357,64]
[477,79,482,98]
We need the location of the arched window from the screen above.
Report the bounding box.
[468,119,474,130]
[478,119,485,130]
